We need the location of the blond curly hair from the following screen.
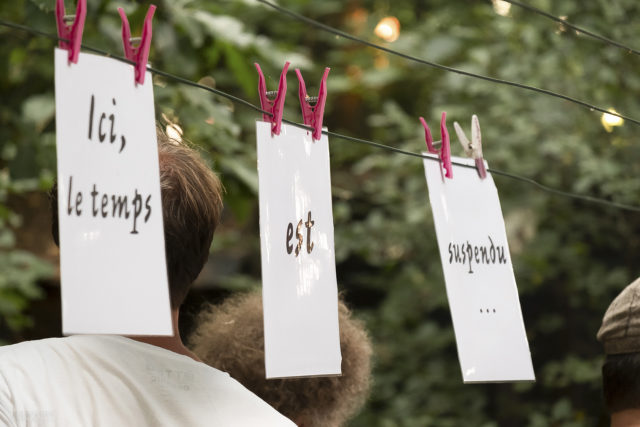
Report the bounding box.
[188,291,373,426]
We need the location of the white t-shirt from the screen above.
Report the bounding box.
[0,335,295,427]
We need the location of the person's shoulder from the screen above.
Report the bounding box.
[0,336,68,360]
[195,365,296,426]
[0,335,131,373]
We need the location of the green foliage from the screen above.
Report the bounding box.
[2,0,640,424]
[0,171,53,339]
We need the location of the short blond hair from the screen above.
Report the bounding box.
[156,128,223,307]
[189,291,373,426]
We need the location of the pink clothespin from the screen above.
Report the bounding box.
[118,5,156,85]
[255,62,290,136]
[296,68,330,141]
[420,112,453,179]
[453,114,487,179]
[55,0,87,64]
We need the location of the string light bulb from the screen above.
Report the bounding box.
[492,0,511,16]
[601,108,624,132]
[374,17,400,42]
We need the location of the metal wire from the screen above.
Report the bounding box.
[501,0,640,57]
[1,18,639,212]
[255,0,640,127]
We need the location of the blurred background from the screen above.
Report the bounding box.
[2,0,640,425]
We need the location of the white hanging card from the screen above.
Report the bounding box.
[54,48,172,335]
[424,155,534,382]
[256,121,342,378]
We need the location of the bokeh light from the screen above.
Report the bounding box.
[166,123,184,142]
[601,108,624,132]
[492,0,511,16]
[374,17,400,42]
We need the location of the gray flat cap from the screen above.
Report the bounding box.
[598,277,640,355]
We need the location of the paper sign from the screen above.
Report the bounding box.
[54,48,172,335]
[424,155,534,382]
[256,121,341,378]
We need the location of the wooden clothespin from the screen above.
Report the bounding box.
[453,114,487,179]
[118,5,156,85]
[420,111,453,179]
[55,0,87,64]
[255,62,290,136]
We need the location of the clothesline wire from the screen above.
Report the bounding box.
[501,0,640,58]
[254,0,639,127]
[1,18,639,213]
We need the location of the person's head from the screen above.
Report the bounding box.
[188,291,373,427]
[597,277,640,415]
[50,127,224,309]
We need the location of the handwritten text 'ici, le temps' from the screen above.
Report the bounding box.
[64,94,152,234]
